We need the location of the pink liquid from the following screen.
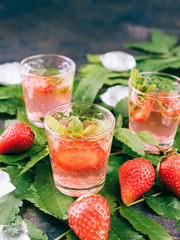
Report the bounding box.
[129,96,180,152]
[46,132,112,197]
[22,75,73,127]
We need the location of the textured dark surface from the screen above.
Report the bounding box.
[0,0,180,239]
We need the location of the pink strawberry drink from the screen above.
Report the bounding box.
[44,103,115,197]
[129,71,180,152]
[20,54,75,128]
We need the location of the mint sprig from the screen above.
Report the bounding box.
[130,68,156,94]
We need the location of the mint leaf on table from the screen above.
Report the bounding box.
[0,84,23,100]
[114,97,129,118]
[136,131,159,146]
[146,196,180,220]
[123,145,161,166]
[115,127,145,156]
[0,145,42,165]
[120,206,173,240]
[17,110,47,145]
[73,67,108,102]
[0,97,23,115]
[87,54,101,63]
[18,146,49,176]
[124,30,177,54]
[67,230,80,240]
[30,162,73,220]
[108,215,145,240]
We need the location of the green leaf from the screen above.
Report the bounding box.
[30,162,73,220]
[123,145,161,166]
[99,174,121,214]
[108,215,145,240]
[137,56,180,72]
[87,54,101,63]
[0,166,31,225]
[17,110,47,145]
[0,84,23,100]
[114,97,129,118]
[115,128,145,156]
[18,146,49,176]
[136,131,159,146]
[24,218,48,240]
[68,118,83,136]
[130,68,156,93]
[67,230,79,240]
[105,78,129,86]
[151,30,178,50]
[177,220,180,231]
[4,119,19,128]
[0,145,43,164]
[0,97,23,115]
[120,206,173,240]
[46,115,67,135]
[73,68,108,102]
[146,196,180,220]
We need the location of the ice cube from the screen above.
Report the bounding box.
[0,170,16,197]
[100,85,129,107]
[0,62,22,85]
[0,221,30,240]
[100,51,136,72]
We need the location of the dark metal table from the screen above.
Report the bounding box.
[0,0,180,239]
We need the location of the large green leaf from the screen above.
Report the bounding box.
[115,128,145,156]
[73,68,108,102]
[146,196,180,220]
[108,215,145,240]
[0,84,23,100]
[30,162,73,220]
[18,146,49,176]
[0,97,23,115]
[24,218,48,240]
[0,145,42,164]
[0,166,31,225]
[120,206,173,240]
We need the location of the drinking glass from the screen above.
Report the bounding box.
[20,54,75,127]
[129,72,180,152]
[44,102,115,197]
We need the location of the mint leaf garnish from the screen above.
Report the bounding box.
[46,115,67,135]
[130,68,156,94]
[68,118,83,137]
[83,120,111,137]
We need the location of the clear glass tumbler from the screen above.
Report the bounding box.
[44,102,115,197]
[20,54,76,128]
[129,72,180,152]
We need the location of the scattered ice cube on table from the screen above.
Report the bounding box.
[0,170,16,197]
[100,85,129,107]
[100,51,136,72]
[0,221,30,240]
[0,62,22,85]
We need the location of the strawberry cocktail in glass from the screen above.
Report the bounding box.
[20,54,75,128]
[129,70,180,152]
[44,102,115,197]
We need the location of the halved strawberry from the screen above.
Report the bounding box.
[23,76,51,94]
[131,97,154,123]
[53,141,106,174]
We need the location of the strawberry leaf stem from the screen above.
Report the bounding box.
[115,192,162,210]
[53,229,71,240]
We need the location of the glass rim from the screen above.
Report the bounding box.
[128,71,180,99]
[44,102,115,140]
[19,54,76,77]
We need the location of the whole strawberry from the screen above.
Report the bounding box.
[68,194,110,240]
[119,158,155,205]
[0,122,34,154]
[157,154,180,198]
